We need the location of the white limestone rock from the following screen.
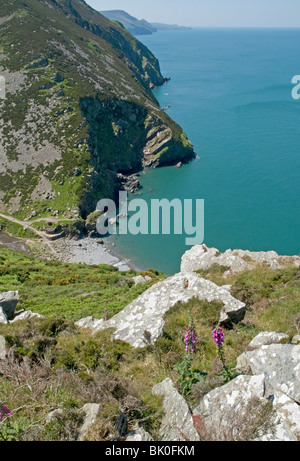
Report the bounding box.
[180,244,299,276]
[0,291,20,322]
[247,331,289,349]
[76,272,245,347]
[0,335,6,360]
[236,344,300,403]
[78,403,100,441]
[152,378,200,442]
[126,427,153,442]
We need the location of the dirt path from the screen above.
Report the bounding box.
[0,212,57,255]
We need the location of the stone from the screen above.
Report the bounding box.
[291,335,300,345]
[152,378,200,441]
[9,310,44,323]
[78,403,100,441]
[181,245,252,275]
[236,344,300,403]
[76,272,245,347]
[180,244,297,277]
[132,275,147,285]
[247,331,289,349]
[0,335,6,360]
[0,291,19,321]
[193,375,266,440]
[126,427,153,442]
[272,392,300,439]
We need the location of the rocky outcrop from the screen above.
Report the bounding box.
[9,310,44,323]
[181,244,300,276]
[152,378,200,441]
[0,291,19,322]
[191,332,300,441]
[193,374,298,441]
[76,272,246,347]
[236,344,300,403]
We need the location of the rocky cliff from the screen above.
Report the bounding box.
[0,0,194,220]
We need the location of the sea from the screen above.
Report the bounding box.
[109,28,300,274]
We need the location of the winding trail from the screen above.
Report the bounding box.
[0,213,75,256]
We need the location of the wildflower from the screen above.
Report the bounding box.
[0,404,11,421]
[212,327,232,382]
[212,327,225,347]
[184,315,198,354]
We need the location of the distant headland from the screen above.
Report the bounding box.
[100,10,192,35]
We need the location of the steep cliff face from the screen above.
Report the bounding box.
[0,0,194,219]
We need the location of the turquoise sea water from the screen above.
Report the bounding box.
[110,28,300,274]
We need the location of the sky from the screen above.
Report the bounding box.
[86,0,300,28]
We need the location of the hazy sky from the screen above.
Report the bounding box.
[86,0,300,28]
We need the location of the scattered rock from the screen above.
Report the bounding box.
[132,275,150,285]
[126,427,153,442]
[0,291,20,322]
[9,310,44,323]
[78,403,100,441]
[291,335,300,345]
[152,378,200,441]
[0,335,6,360]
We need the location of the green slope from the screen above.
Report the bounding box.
[0,0,194,221]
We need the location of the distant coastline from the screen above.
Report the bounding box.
[100,9,191,36]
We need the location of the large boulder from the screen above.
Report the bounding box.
[76,272,245,347]
[0,291,19,322]
[180,245,300,276]
[193,374,297,441]
[236,344,300,403]
[10,310,44,323]
[152,378,200,442]
[181,245,252,275]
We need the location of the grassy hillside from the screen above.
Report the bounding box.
[0,0,194,221]
[0,245,299,440]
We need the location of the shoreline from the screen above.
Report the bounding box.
[50,235,136,272]
[0,230,138,273]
